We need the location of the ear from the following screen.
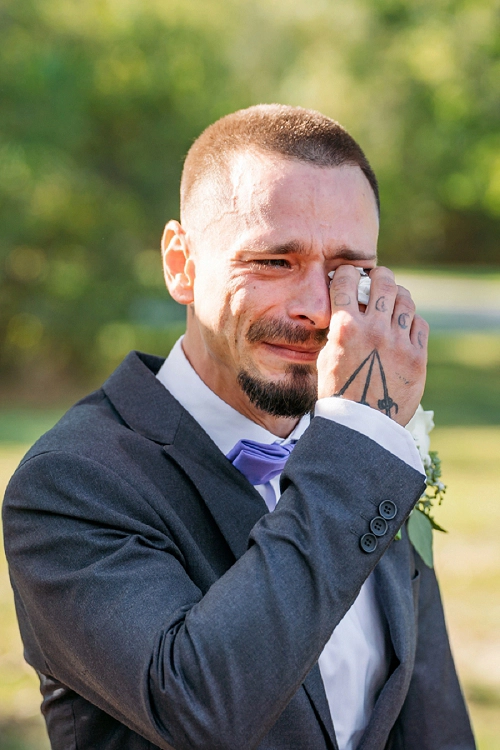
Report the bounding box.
[161,220,195,305]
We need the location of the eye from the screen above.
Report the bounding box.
[250,258,291,269]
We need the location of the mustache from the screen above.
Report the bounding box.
[246,317,328,347]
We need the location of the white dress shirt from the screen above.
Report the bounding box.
[156,338,424,750]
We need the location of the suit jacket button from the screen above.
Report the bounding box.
[360,533,378,553]
[378,500,397,520]
[370,516,388,537]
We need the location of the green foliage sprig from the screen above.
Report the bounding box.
[398,406,448,568]
[407,451,447,568]
[417,451,447,530]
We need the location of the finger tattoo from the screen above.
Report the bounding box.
[375,296,387,312]
[417,330,425,349]
[334,293,351,306]
[398,312,410,329]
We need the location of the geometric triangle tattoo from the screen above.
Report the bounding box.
[333,349,399,418]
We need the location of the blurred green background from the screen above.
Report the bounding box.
[1,0,499,748]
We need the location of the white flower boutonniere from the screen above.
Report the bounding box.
[404,405,447,568]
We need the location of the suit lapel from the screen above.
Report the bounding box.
[103,351,337,747]
[163,409,268,560]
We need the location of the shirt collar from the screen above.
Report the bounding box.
[156,338,310,456]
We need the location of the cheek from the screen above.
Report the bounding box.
[229,280,281,320]
[193,275,246,340]
[194,268,286,340]
[226,287,276,344]
[220,285,251,340]
[193,268,228,321]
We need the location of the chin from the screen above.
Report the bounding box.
[237,364,318,419]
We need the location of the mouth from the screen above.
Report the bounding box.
[260,341,322,363]
[246,317,328,367]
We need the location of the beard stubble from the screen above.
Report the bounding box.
[237,317,328,418]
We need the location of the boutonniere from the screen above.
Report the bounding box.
[402,405,447,568]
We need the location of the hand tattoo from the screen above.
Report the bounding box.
[334,349,399,418]
[334,293,351,306]
[375,296,387,312]
[398,312,409,329]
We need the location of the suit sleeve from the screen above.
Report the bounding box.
[3,417,425,750]
[391,550,476,749]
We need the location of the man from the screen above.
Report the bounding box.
[3,105,475,749]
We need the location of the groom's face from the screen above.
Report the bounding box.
[181,150,379,417]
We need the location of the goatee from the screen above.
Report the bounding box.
[237,365,317,418]
[237,317,328,418]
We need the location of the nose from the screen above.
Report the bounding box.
[287,267,331,330]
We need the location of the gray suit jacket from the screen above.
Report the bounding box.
[3,351,475,749]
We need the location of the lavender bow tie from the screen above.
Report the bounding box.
[226,439,296,485]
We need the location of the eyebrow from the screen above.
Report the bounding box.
[246,240,377,262]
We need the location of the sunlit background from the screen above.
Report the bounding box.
[1,0,499,748]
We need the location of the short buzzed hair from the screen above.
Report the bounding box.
[180,104,379,227]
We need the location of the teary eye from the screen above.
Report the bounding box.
[252,258,291,268]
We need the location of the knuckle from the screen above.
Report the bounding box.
[380,273,395,284]
[408,342,422,359]
[419,316,430,332]
[372,265,394,279]
[331,274,351,288]
[397,297,415,314]
[373,271,395,288]
[377,279,397,295]
[411,351,427,372]
[332,266,357,285]
[331,310,357,335]
[366,319,387,347]
[397,285,411,295]
[415,315,430,333]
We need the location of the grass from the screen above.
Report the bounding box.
[0,448,50,750]
[431,427,500,750]
[422,334,500,426]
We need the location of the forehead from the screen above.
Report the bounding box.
[223,150,379,253]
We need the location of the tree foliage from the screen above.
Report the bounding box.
[1,0,499,391]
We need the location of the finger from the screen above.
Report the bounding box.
[365,266,397,317]
[392,286,416,335]
[329,265,362,313]
[410,314,429,352]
